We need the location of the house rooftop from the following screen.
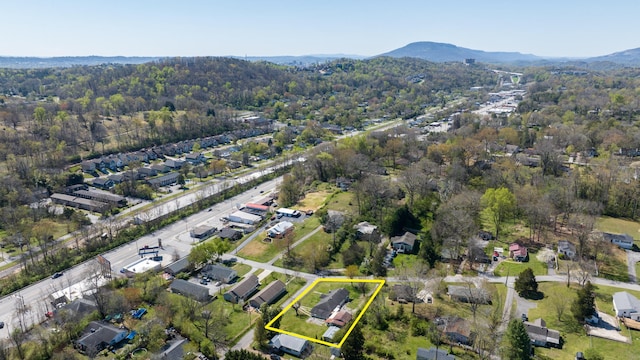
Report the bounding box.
[614,291,640,312]
[524,318,560,345]
[271,334,308,353]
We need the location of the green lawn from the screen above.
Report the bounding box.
[322,190,358,214]
[526,282,640,360]
[237,231,281,263]
[494,258,548,276]
[596,216,640,242]
[231,263,252,277]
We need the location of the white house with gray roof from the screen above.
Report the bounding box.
[613,291,640,320]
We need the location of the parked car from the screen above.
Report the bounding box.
[51,272,63,279]
[0,321,4,329]
[200,279,208,285]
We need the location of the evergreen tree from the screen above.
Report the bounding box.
[341,324,365,360]
[225,349,265,360]
[503,319,531,360]
[572,281,596,322]
[514,268,538,298]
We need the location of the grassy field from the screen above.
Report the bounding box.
[237,231,282,263]
[526,282,640,360]
[293,190,333,212]
[322,190,358,214]
[494,258,548,276]
[231,263,252,277]
[596,216,640,242]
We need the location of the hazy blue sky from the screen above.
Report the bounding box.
[3,0,638,58]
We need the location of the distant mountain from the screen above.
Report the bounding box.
[584,47,640,66]
[0,56,162,69]
[378,41,542,64]
[235,54,366,65]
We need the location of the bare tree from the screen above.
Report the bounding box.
[550,291,567,321]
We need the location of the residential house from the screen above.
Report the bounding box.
[81,160,96,174]
[441,317,472,345]
[51,193,110,213]
[311,288,350,320]
[270,334,313,358]
[391,231,417,253]
[164,258,191,277]
[169,279,211,302]
[557,240,577,260]
[66,184,89,193]
[91,178,114,190]
[505,144,521,156]
[75,321,128,354]
[524,318,561,348]
[201,264,237,284]
[164,159,185,170]
[185,152,206,165]
[468,246,492,264]
[55,298,98,323]
[137,167,158,178]
[151,163,171,174]
[613,291,640,320]
[509,242,528,262]
[73,189,127,207]
[144,149,158,161]
[267,221,294,238]
[335,177,353,191]
[325,310,352,327]
[108,174,124,184]
[218,227,243,241]
[389,284,417,303]
[603,232,634,250]
[190,225,217,240]
[248,280,287,309]
[417,347,456,360]
[447,285,491,304]
[354,221,379,240]
[147,172,180,187]
[154,338,187,360]
[223,274,259,303]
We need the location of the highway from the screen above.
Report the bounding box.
[0,173,282,337]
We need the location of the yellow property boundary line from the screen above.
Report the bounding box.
[265,278,385,348]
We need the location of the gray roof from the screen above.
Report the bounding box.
[165,257,190,275]
[249,280,286,308]
[271,334,309,353]
[322,326,340,341]
[391,231,417,248]
[524,318,560,345]
[156,338,187,360]
[614,291,640,312]
[77,321,126,349]
[202,264,237,282]
[417,347,455,360]
[226,274,259,300]
[311,288,349,319]
[603,232,634,244]
[169,279,210,301]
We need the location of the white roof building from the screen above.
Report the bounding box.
[613,291,640,320]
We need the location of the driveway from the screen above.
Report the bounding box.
[626,250,640,283]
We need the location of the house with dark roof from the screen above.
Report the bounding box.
[218,227,243,241]
[468,246,492,264]
[311,288,350,320]
[154,338,187,360]
[55,298,98,323]
[524,318,561,348]
[164,159,185,170]
[389,284,418,303]
[270,334,313,358]
[391,232,417,253]
[325,310,352,327]
[185,152,206,165]
[108,174,124,184]
[417,347,456,360]
[447,285,491,304]
[169,279,211,302]
[603,232,634,250]
[202,264,237,284]
[137,167,158,178]
[191,225,217,240]
[147,172,180,187]
[248,280,287,309]
[165,258,191,276]
[92,178,114,190]
[224,274,259,303]
[440,317,472,345]
[75,321,128,354]
[151,163,171,174]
